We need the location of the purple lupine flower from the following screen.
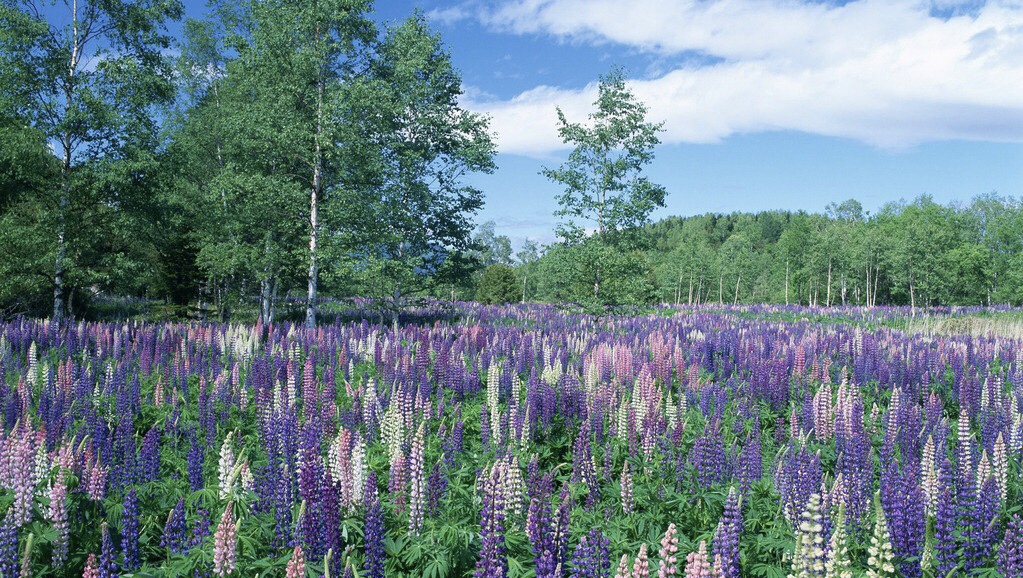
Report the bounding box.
[121,488,140,572]
[0,514,18,578]
[99,521,118,578]
[880,462,923,578]
[978,474,1001,553]
[161,498,189,554]
[187,434,204,493]
[998,512,1023,578]
[713,489,742,578]
[475,464,507,578]
[736,432,762,495]
[569,528,610,578]
[526,496,557,578]
[363,471,386,578]
[139,426,161,483]
[426,461,447,518]
[690,419,728,489]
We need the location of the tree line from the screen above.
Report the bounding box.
[505,193,1023,309]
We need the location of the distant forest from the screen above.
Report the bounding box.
[499,194,1023,310]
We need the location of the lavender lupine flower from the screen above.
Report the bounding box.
[99,521,118,578]
[286,544,305,578]
[0,514,18,578]
[569,529,610,578]
[880,462,923,578]
[161,498,188,554]
[998,512,1023,578]
[121,488,140,572]
[47,471,69,567]
[978,474,1001,552]
[212,503,238,577]
[736,433,762,495]
[658,523,680,578]
[363,471,386,578]
[475,464,507,578]
[712,489,741,578]
[621,461,634,515]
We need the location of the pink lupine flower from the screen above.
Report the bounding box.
[82,553,99,578]
[658,523,679,577]
[47,472,68,566]
[212,503,238,577]
[286,544,305,578]
[632,543,650,578]
[684,541,716,578]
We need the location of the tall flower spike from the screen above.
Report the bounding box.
[825,504,852,578]
[998,512,1023,578]
[683,541,715,578]
[632,543,650,578]
[713,488,741,578]
[408,421,426,536]
[286,544,306,578]
[621,461,634,515]
[658,523,680,578]
[789,493,826,578]
[212,503,238,577]
[866,492,896,578]
[920,435,937,518]
[616,554,631,578]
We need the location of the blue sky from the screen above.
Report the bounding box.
[198,0,1023,247]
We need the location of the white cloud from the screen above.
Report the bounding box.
[454,0,1023,156]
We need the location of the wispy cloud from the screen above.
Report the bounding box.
[451,0,1023,156]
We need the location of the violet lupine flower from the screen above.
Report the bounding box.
[527,496,557,578]
[569,528,610,578]
[161,498,188,554]
[121,488,140,572]
[286,544,305,578]
[713,489,741,578]
[978,475,1001,553]
[99,521,118,578]
[998,512,1023,578]
[139,426,160,483]
[475,464,507,578]
[0,515,18,578]
[690,420,728,489]
[187,434,205,493]
[658,523,680,578]
[363,471,386,578]
[735,432,762,495]
[212,503,238,577]
[426,461,447,518]
[879,462,923,578]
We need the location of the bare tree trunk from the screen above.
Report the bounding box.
[718,273,723,305]
[687,271,694,305]
[785,260,789,306]
[305,36,324,330]
[865,261,871,307]
[733,273,741,305]
[826,259,832,307]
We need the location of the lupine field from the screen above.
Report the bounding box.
[0,303,1022,577]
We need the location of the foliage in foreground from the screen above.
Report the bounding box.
[0,302,1020,577]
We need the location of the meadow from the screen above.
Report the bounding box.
[0,302,1020,577]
